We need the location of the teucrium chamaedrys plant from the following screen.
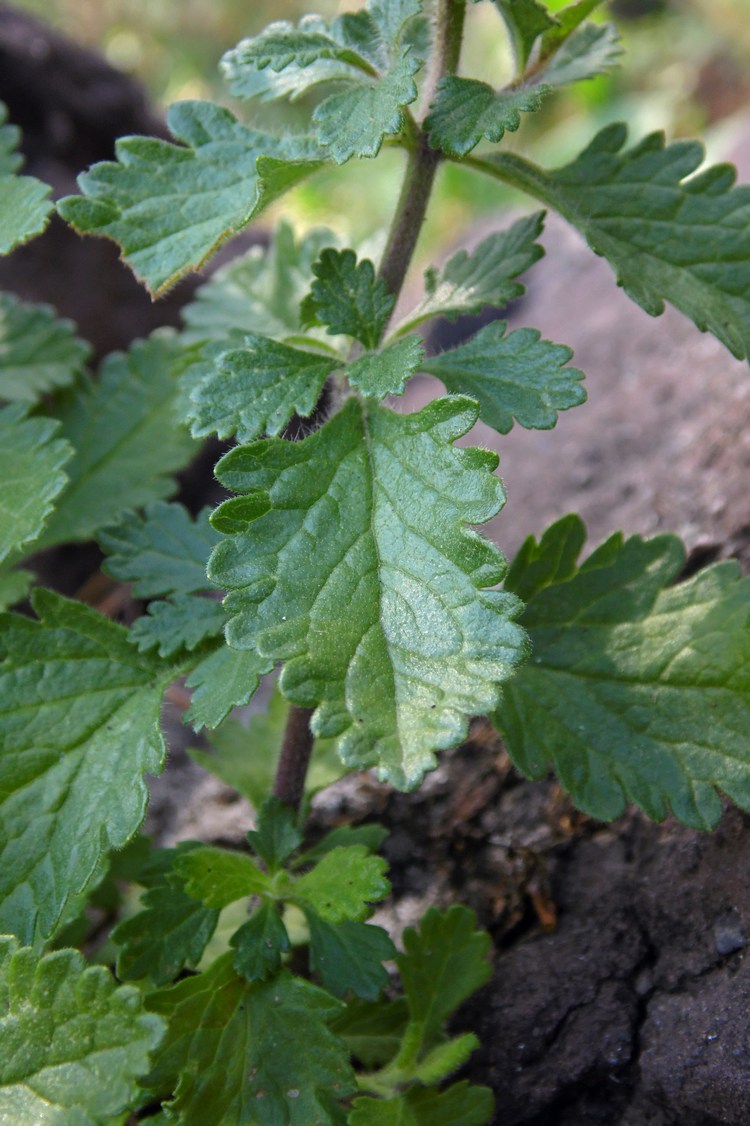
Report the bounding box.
[2,0,750,1120]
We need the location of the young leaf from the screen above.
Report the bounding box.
[247,796,304,871]
[209,396,528,789]
[421,320,585,433]
[350,1081,494,1125]
[100,502,220,598]
[188,333,339,442]
[112,846,220,986]
[0,937,163,1124]
[487,125,750,360]
[0,103,53,253]
[0,591,172,943]
[184,643,273,730]
[306,248,395,348]
[540,22,622,88]
[396,211,544,333]
[330,995,409,1068]
[57,100,324,294]
[145,956,355,1124]
[347,336,424,398]
[294,845,390,923]
[540,0,607,50]
[38,335,196,548]
[0,404,71,564]
[398,905,492,1044]
[305,911,396,998]
[425,77,547,158]
[484,0,556,71]
[175,844,271,907]
[297,822,389,867]
[231,901,291,982]
[130,594,227,657]
[495,516,750,829]
[0,293,91,403]
[411,1032,480,1084]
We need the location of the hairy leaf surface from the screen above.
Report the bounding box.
[0,293,90,403]
[484,0,556,70]
[0,937,163,1124]
[347,336,424,398]
[0,104,53,253]
[0,405,71,564]
[496,516,750,828]
[540,21,622,87]
[57,101,324,294]
[306,912,395,999]
[209,396,528,789]
[185,644,273,730]
[422,320,585,432]
[100,502,220,598]
[0,592,171,943]
[175,845,271,907]
[293,845,390,922]
[425,77,546,157]
[130,594,227,657]
[305,247,395,347]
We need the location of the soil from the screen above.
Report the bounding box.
[4,10,750,1122]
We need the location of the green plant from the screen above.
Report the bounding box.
[2,0,750,1121]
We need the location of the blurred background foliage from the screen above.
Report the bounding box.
[10,0,750,251]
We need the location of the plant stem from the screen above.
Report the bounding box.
[273,0,468,813]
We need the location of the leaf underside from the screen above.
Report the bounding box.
[426,77,546,158]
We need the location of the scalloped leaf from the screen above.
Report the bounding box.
[0,405,72,564]
[495,515,750,829]
[347,336,425,398]
[484,0,556,70]
[425,77,546,158]
[184,643,273,730]
[0,293,90,403]
[208,396,528,789]
[540,21,622,87]
[305,247,395,347]
[0,103,53,253]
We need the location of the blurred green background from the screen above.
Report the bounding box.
[11,0,750,250]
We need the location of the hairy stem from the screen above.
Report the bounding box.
[274,0,468,813]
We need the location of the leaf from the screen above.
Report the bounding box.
[306,248,395,348]
[0,591,171,943]
[209,396,528,789]
[247,796,303,871]
[485,0,556,70]
[111,845,220,986]
[330,995,409,1068]
[38,335,196,548]
[184,644,273,730]
[350,1081,494,1125]
[411,1032,479,1084]
[57,100,324,294]
[421,320,585,433]
[0,404,72,564]
[306,911,395,998]
[397,211,544,333]
[130,594,227,658]
[145,957,355,1124]
[0,293,91,403]
[175,845,271,908]
[425,77,546,158]
[495,516,750,829]
[540,0,606,47]
[0,103,53,253]
[297,822,389,867]
[489,124,750,360]
[347,336,424,399]
[294,846,390,923]
[188,333,339,442]
[100,502,221,598]
[0,936,164,1125]
[231,901,291,982]
[398,906,492,1044]
[540,21,622,88]
[0,566,31,611]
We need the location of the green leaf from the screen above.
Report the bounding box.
[411,1032,479,1084]
[296,822,389,867]
[350,1081,494,1125]
[57,101,324,295]
[489,125,750,360]
[100,502,220,598]
[231,901,290,983]
[306,912,395,998]
[111,845,220,986]
[221,17,376,77]
[0,404,71,564]
[145,956,355,1124]
[130,594,227,658]
[247,796,303,871]
[426,77,546,158]
[398,906,492,1043]
[396,211,544,333]
[421,320,585,433]
[188,333,339,442]
[0,293,90,403]
[540,21,622,87]
[495,516,750,829]
[540,0,607,49]
[0,591,171,943]
[485,0,556,70]
[347,336,424,399]
[0,566,32,610]
[184,643,273,730]
[209,396,528,789]
[0,936,163,1125]
[306,248,395,348]
[0,104,53,253]
[294,846,390,922]
[330,995,409,1068]
[175,845,271,907]
[38,335,196,548]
